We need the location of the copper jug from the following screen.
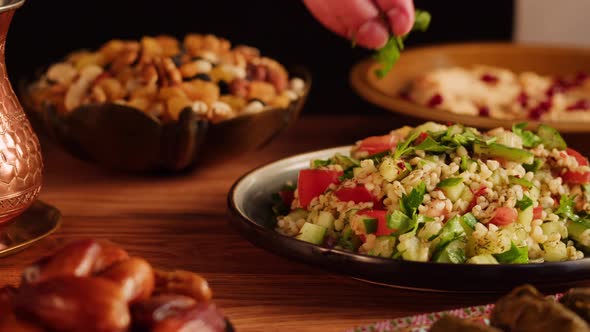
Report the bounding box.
[0,0,42,223]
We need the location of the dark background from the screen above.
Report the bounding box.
[5,0,514,115]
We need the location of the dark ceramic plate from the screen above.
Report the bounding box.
[21,67,310,172]
[228,147,590,292]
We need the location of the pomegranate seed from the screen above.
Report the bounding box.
[478,106,490,117]
[528,100,552,120]
[546,83,564,97]
[397,162,406,170]
[516,92,529,108]
[480,74,499,84]
[427,94,443,108]
[566,99,590,112]
[528,109,542,120]
[539,99,553,110]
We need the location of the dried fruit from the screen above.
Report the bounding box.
[22,239,101,284]
[99,257,155,304]
[14,276,131,332]
[154,269,212,302]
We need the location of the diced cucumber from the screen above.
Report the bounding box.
[440,216,465,239]
[296,222,326,245]
[460,213,478,235]
[493,242,528,263]
[418,158,437,168]
[331,153,359,169]
[311,159,331,168]
[460,156,476,172]
[537,124,567,150]
[517,205,533,229]
[338,225,362,251]
[386,210,411,234]
[431,216,465,255]
[509,176,534,188]
[568,221,590,249]
[397,162,412,180]
[438,178,465,203]
[493,130,523,148]
[543,240,568,262]
[460,187,474,205]
[523,158,544,172]
[397,236,429,262]
[368,236,396,258]
[541,221,568,239]
[315,211,335,229]
[434,239,467,263]
[473,143,534,164]
[503,223,529,245]
[379,158,411,182]
[362,218,377,234]
[467,254,499,264]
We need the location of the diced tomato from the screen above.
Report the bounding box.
[562,171,590,185]
[489,207,518,226]
[533,206,543,220]
[357,134,399,155]
[415,132,429,145]
[467,186,488,212]
[566,148,589,166]
[359,209,392,236]
[335,186,373,203]
[279,190,294,207]
[297,169,342,208]
[335,186,384,209]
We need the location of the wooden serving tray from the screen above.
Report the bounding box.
[350,42,590,133]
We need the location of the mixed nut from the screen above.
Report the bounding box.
[0,239,229,332]
[27,34,306,123]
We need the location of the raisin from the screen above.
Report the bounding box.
[480,74,498,84]
[427,94,443,108]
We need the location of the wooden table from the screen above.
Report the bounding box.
[0,114,588,332]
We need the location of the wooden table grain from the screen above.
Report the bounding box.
[0,114,588,332]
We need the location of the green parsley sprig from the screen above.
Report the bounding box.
[374,9,431,78]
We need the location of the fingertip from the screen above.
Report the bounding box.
[387,8,413,36]
[354,19,389,49]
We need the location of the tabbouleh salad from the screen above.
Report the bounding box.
[273,122,590,264]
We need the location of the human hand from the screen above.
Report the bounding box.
[303,0,415,49]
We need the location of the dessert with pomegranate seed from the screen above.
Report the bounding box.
[404,65,590,122]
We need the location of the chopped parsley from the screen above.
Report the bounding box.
[374,9,431,78]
